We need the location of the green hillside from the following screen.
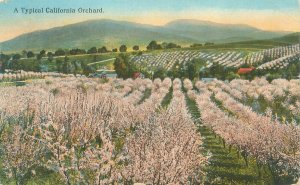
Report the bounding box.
[271,32,300,44]
[165,19,286,42]
[0,19,290,52]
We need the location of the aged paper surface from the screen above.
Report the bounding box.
[0,0,299,184]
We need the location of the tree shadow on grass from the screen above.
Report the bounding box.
[205,170,258,185]
[209,161,245,168]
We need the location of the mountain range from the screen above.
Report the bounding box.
[0,19,293,52]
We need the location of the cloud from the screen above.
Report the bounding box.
[0,0,7,3]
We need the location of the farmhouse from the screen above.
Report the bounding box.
[237,67,255,74]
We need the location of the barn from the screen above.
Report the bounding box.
[237,67,255,74]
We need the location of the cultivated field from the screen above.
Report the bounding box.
[0,77,299,184]
[130,44,300,71]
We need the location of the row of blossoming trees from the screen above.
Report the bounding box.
[130,44,300,71]
[0,71,74,82]
[0,76,299,184]
[222,78,300,122]
[184,78,300,183]
[0,77,206,184]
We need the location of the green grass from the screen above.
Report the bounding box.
[182,39,288,51]
[0,158,65,185]
[137,88,152,105]
[92,60,115,70]
[0,82,15,87]
[66,53,117,63]
[20,52,117,64]
[0,79,39,87]
[160,86,173,109]
[184,94,275,185]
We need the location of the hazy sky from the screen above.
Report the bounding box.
[0,0,300,42]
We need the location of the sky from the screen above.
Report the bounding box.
[0,0,300,42]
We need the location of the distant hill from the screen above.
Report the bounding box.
[164,19,286,42]
[271,32,300,44]
[221,32,300,48]
[0,19,291,52]
[0,19,194,52]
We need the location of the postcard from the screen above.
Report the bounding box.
[0,0,299,184]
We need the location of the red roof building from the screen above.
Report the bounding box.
[237,67,255,74]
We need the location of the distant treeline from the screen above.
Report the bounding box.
[0,40,215,60]
[0,40,184,74]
